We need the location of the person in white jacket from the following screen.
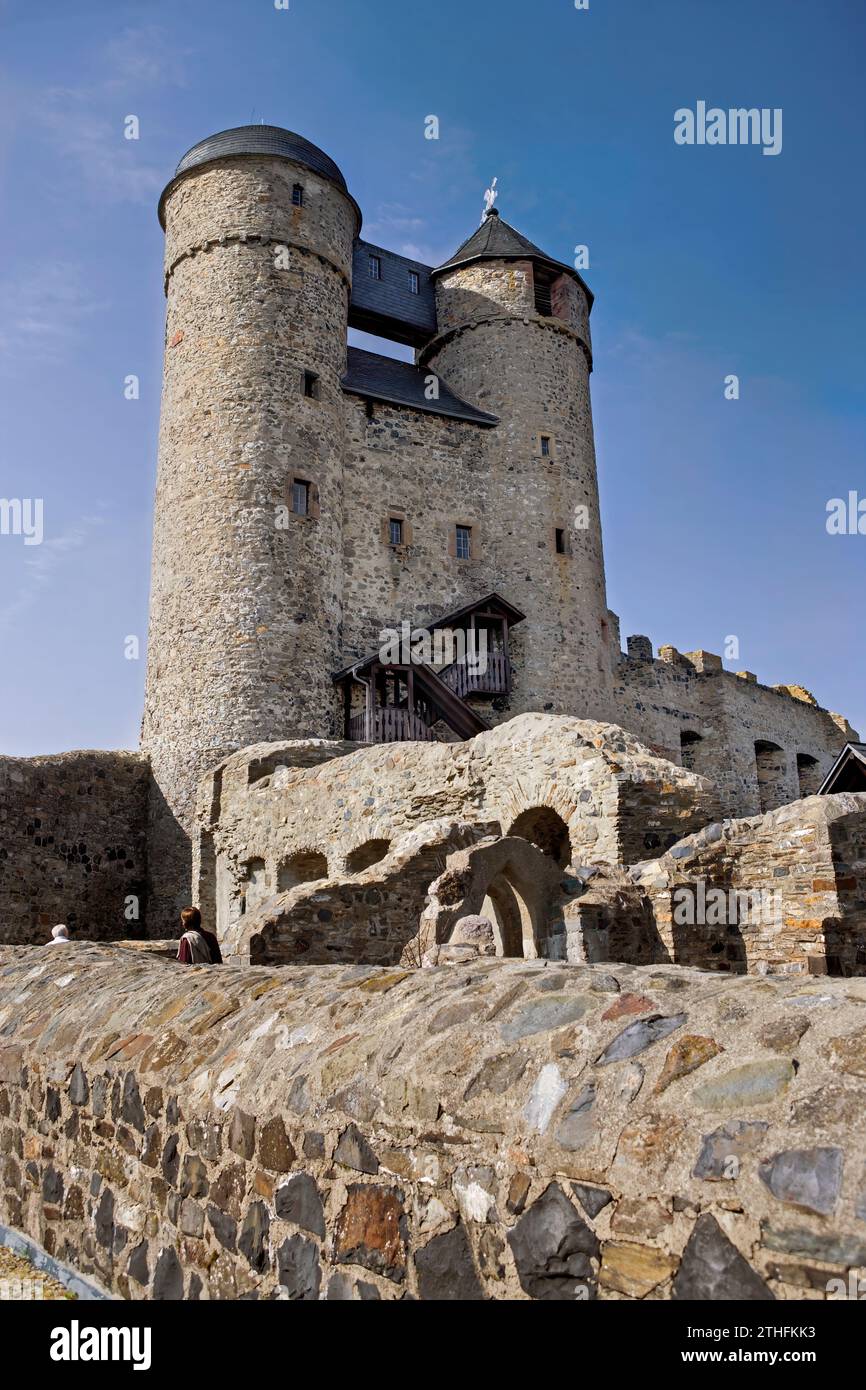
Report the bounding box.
[49,924,71,944]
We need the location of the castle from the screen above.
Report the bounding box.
[3,125,866,1308]
[0,124,859,942]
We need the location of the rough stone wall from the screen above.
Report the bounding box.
[632,794,866,977]
[613,651,853,819]
[422,261,615,725]
[141,155,357,927]
[3,945,866,1301]
[0,753,149,943]
[195,716,718,947]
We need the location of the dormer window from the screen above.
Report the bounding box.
[292,184,304,207]
[369,255,382,280]
[408,271,420,295]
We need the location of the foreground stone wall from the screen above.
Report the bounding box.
[2,945,866,1301]
[0,753,149,944]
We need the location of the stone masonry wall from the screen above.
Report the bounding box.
[0,753,149,944]
[613,652,853,819]
[3,945,866,1300]
[632,793,866,977]
[195,716,718,944]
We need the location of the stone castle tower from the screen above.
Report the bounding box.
[141,125,613,920]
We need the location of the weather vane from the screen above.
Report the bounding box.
[482,177,499,223]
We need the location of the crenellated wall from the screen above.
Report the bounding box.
[2,945,866,1301]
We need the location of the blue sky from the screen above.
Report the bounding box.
[0,0,863,753]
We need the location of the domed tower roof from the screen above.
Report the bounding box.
[432,209,592,305]
[158,124,361,229]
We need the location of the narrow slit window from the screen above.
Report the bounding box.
[389,518,404,546]
[303,371,319,399]
[555,528,566,554]
[292,184,304,207]
[369,255,382,280]
[540,435,551,457]
[456,524,472,560]
[408,270,420,295]
[291,479,311,516]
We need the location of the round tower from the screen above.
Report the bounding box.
[422,209,615,724]
[142,126,359,923]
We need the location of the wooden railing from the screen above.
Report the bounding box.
[348,708,438,743]
[439,652,511,698]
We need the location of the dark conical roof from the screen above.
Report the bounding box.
[433,209,592,303]
[158,125,360,229]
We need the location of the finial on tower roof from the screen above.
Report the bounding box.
[482,177,499,224]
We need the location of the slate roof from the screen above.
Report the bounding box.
[159,125,360,229]
[817,743,866,795]
[341,347,498,426]
[434,210,593,306]
[349,241,437,347]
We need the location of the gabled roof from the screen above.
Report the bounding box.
[433,210,593,307]
[817,743,866,795]
[341,347,498,426]
[333,593,524,683]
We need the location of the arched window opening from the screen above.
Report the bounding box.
[755,741,788,814]
[277,850,328,892]
[797,753,822,798]
[346,839,391,873]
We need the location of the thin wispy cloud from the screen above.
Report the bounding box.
[0,260,102,365]
[0,511,108,634]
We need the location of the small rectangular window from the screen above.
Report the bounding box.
[292,479,310,516]
[369,256,382,280]
[534,277,553,316]
[408,271,420,295]
[303,371,319,399]
[389,518,404,546]
[292,184,304,207]
[456,524,472,560]
[540,435,551,457]
[555,528,566,554]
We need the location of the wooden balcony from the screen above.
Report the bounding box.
[439,651,511,698]
[348,708,439,744]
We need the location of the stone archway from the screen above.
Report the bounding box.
[508,806,571,868]
[421,836,563,960]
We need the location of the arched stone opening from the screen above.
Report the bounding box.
[797,754,822,798]
[346,839,391,873]
[277,850,328,892]
[755,741,788,814]
[481,874,536,958]
[680,730,704,773]
[508,806,571,869]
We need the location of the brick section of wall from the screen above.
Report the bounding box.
[2,946,866,1301]
[0,753,149,944]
